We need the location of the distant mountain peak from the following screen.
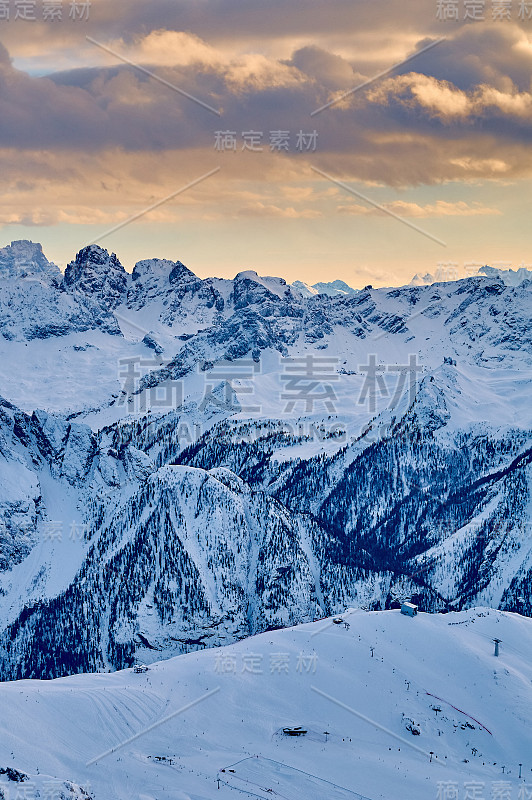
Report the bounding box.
[291,278,358,297]
[410,264,532,287]
[478,264,532,286]
[291,280,318,297]
[0,240,61,283]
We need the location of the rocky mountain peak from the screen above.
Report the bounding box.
[0,240,61,284]
[63,244,127,308]
[168,260,197,285]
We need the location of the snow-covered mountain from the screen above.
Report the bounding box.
[292,278,359,297]
[0,608,531,800]
[478,265,532,286]
[0,239,61,284]
[0,240,530,681]
[411,264,532,287]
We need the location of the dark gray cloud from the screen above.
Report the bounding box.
[401,25,532,92]
[286,45,360,88]
[0,0,454,69]
[0,58,218,150]
[0,22,530,186]
[81,0,439,44]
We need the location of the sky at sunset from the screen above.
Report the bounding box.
[0,0,531,286]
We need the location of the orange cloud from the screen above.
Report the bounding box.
[337,200,502,218]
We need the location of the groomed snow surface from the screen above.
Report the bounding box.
[1,607,531,800]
